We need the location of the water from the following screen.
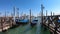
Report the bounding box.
[0,17,50,34]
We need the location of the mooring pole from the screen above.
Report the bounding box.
[16,8,19,18]
[13,6,16,25]
[46,10,47,16]
[51,11,52,17]
[41,4,44,24]
[30,9,31,24]
[50,11,52,24]
[53,12,54,16]
[0,13,3,31]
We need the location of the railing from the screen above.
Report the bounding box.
[43,16,60,34]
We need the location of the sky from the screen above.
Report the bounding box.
[0,0,60,16]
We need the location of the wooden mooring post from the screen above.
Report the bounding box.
[30,9,31,24]
[41,4,44,27]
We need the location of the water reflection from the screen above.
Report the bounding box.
[36,17,41,34]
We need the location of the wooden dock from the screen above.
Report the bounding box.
[0,17,15,32]
[42,15,60,34]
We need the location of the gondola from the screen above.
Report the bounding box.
[31,19,38,26]
[15,19,29,24]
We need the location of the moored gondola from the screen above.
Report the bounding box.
[31,19,38,26]
[15,19,29,24]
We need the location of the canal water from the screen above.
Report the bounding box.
[0,18,50,34]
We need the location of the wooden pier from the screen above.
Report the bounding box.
[0,17,15,32]
[42,15,60,34]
